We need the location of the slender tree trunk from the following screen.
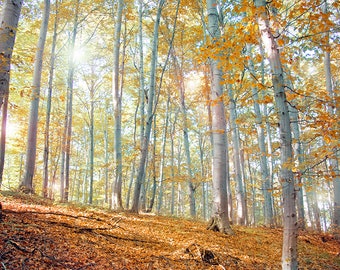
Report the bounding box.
[0,0,23,187]
[322,1,340,232]
[260,41,276,225]
[248,45,274,227]
[131,0,165,213]
[228,87,247,225]
[171,49,196,217]
[112,0,124,210]
[176,142,183,216]
[43,0,59,198]
[138,0,145,144]
[0,96,8,188]
[156,96,170,214]
[125,161,135,209]
[206,0,233,235]
[21,0,50,193]
[290,104,306,229]
[170,110,178,216]
[148,119,157,212]
[88,82,95,204]
[61,0,79,202]
[305,147,321,231]
[255,1,297,268]
[103,101,110,204]
[198,132,207,220]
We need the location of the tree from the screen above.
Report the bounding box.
[0,0,23,187]
[206,0,233,235]
[60,0,80,202]
[112,0,124,210]
[43,0,59,198]
[21,0,51,193]
[247,45,274,227]
[171,44,197,218]
[228,86,247,225]
[131,0,165,213]
[322,1,340,233]
[254,0,298,268]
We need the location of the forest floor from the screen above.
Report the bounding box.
[0,191,339,270]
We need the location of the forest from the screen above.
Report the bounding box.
[0,0,339,269]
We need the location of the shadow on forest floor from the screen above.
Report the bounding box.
[0,191,339,269]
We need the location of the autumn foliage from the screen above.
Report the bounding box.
[0,192,339,269]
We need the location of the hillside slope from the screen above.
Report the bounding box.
[0,191,339,269]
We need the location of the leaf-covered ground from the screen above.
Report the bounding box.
[0,191,339,269]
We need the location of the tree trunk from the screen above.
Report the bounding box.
[228,87,247,225]
[0,0,23,109]
[322,1,340,233]
[61,0,80,202]
[148,119,157,212]
[198,132,207,220]
[43,0,59,198]
[170,110,178,216]
[103,101,110,204]
[21,0,50,193]
[0,96,8,188]
[112,0,124,210]
[255,1,298,268]
[88,80,95,204]
[290,104,305,230]
[131,0,165,213]
[0,0,23,187]
[138,0,146,145]
[206,0,233,235]
[171,49,196,218]
[248,45,274,227]
[156,96,170,214]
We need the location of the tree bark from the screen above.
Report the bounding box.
[43,0,59,198]
[131,0,165,213]
[248,45,274,227]
[171,48,196,217]
[156,96,170,213]
[88,79,95,204]
[206,0,233,235]
[21,0,50,193]
[0,96,8,188]
[322,1,340,233]
[228,87,247,225]
[290,103,305,230]
[103,101,110,204]
[112,0,124,210]
[0,0,23,187]
[60,0,80,202]
[255,1,298,268]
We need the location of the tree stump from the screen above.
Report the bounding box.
[206,216,220,232]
